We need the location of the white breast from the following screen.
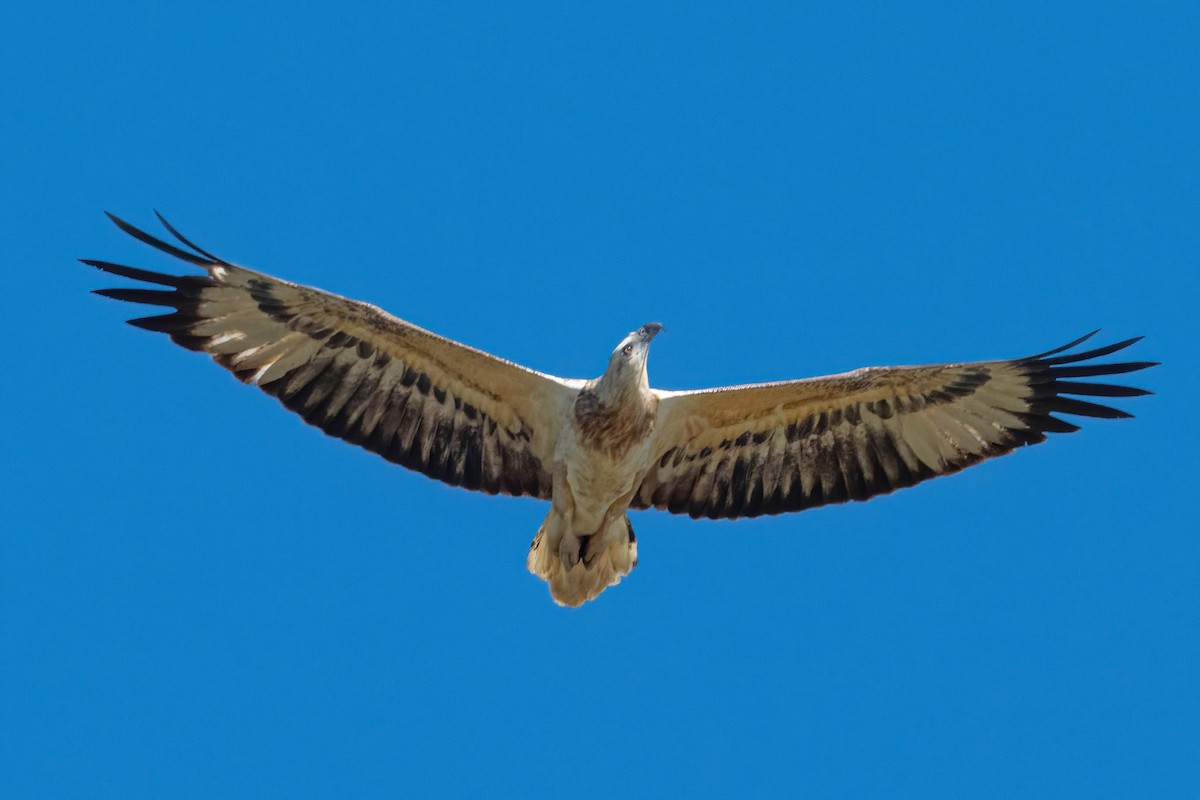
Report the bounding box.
[555,424,655,534]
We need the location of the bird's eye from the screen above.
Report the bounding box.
[622,344,634,356]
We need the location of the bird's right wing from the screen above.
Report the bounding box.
[87,213,580,498]
[634,333,1155,519]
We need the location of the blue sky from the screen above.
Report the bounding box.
[2,2,1197,797]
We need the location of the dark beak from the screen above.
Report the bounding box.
[638,322,664,342]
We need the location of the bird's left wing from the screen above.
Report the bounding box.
[634,333,1155,519]
[87,213,579,498]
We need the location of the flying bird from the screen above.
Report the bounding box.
[86,213,1156,607]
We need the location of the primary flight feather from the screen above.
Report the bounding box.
[87,213,1156,606]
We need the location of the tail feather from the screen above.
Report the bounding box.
[527,514,637,607]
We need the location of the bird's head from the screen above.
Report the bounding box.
[599,322,663,394]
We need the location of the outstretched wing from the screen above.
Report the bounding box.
[87,212,579,498]
[634,333,1155,519]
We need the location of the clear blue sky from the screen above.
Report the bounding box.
[2,2,1196,797]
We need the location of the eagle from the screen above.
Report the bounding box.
[86,213,1156,607]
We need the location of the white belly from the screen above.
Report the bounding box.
[555,425,654,534]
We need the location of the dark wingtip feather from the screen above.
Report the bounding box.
[80,258,194,288]
[1036,415,1081,434]
[153,210,230,265]
[93,287,179,306]
[126,314,182,333]
[1048,361,1158,379]
[1020,334,1156,431]
[105,211,215,268]
[1049,380,1152,398]
[1026,330,1101,360]
[1038,335,1146,366]
[1042,396,1135,419]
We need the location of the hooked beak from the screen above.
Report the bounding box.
[638,322,664,342]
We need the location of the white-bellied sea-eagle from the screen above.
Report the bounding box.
[86,213,1156,606]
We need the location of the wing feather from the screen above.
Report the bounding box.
[88,213,578,498]
[636,334,1156,519]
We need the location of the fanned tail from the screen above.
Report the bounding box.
[526,513,638,607]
